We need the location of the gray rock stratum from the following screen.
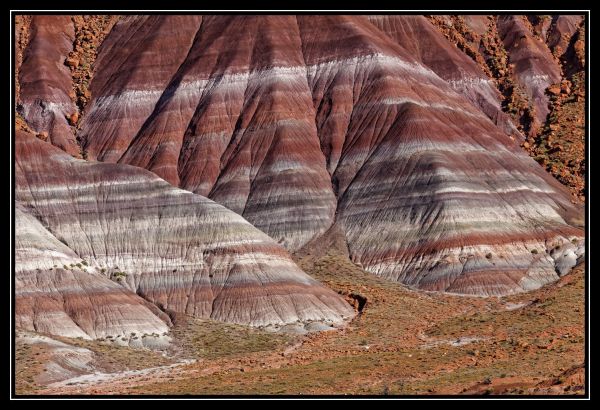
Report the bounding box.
[15,131,354,341]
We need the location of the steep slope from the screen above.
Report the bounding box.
[428,15,585,200]
[79,15,203,162]
[15,131,354,340]
[17,16,79,155]
[20,15,584,296]
[496,16,562,136]
[297,15,583,295]
[544,15,584,58]
[80,15,337,251]
[366,15,519,138]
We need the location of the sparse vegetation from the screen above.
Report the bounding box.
[112,271,127,279]
[170,316,292,360]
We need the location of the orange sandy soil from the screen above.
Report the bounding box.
[18,251,585,396]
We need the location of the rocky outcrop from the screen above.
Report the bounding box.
[15,131,354,340]
[17,15,585,297]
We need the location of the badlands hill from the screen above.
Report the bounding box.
[14,15,585,345]
[15,130,354,342]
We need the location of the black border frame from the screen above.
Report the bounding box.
[8,9,591,400]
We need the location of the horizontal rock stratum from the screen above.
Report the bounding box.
[15,14,585,312]
[15,131,354,341]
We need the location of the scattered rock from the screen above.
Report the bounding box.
[65,57,79,68]
[547,85,561,95]
[68,112,79,126]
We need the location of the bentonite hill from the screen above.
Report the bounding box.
[13,14,586,396]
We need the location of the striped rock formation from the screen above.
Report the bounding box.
[15,202,170,344]
[366,15,520,137]
[15,131,354,340]
[19,15,585,297]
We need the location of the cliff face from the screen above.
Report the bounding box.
[15,15,584,301]
[15,131,354,340]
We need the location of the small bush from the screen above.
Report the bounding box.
[531,249,538,254]
[485,253,493,259]
[76,263,82,269]
[81,260,88,266]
